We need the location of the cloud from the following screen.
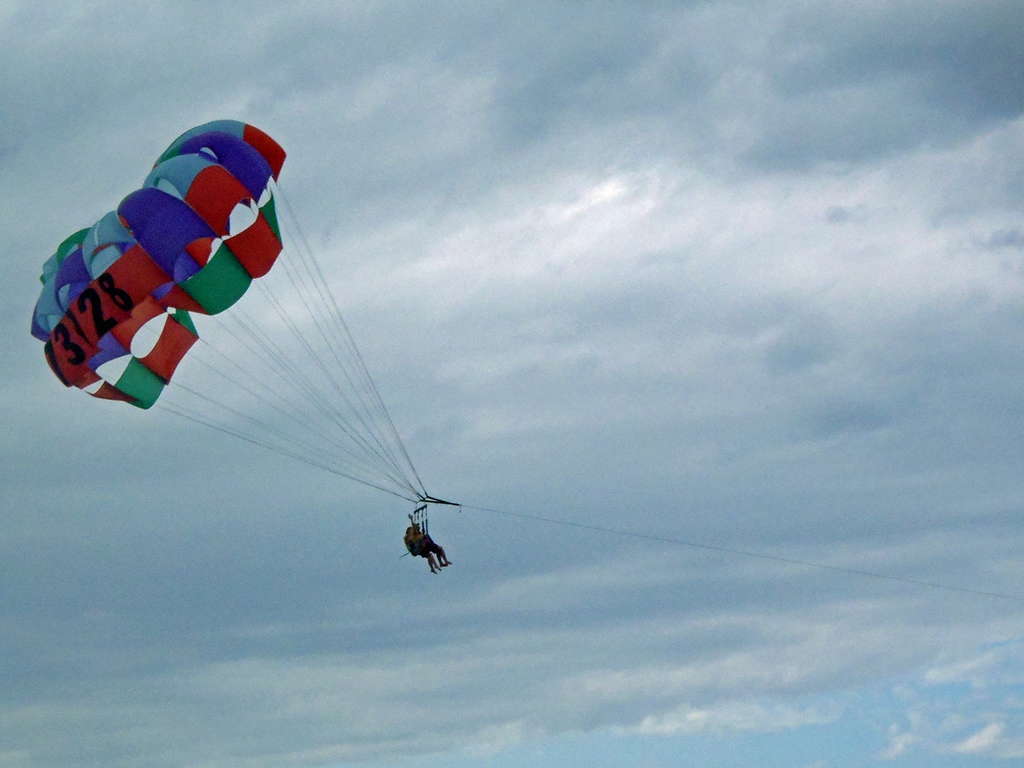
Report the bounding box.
[924,648,1005,688]
[878,724,916,760]
[747,1,1024,168]
[1,540,1019,768]
[634,699,840,736]
[869,643,1024,760]
[952,722,1004,754]
[5,2,1024,767]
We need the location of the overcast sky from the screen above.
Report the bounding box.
[4,1,1024,766]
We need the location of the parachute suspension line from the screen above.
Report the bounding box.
[189,301,419,498]
[126,289,417,495]
[268,196,420,494]
[268,239,414,486]
[246,268,415,494]
[168,177,430,501]
[186,337,351,449]
[154,399,417,501]
[139,294,421,497]
[273,181,427,498]
[142,177,430,502]
[203,312,416,493]
[293,245,425,494]
[172,337,414,493]
[271,184,399,436]
[168,376,411,495]
[243,274,418,498]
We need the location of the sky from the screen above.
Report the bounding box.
[3,1,1024,766]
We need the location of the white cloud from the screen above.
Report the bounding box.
[634,699,839,736]
[953,722,1004,754]
[463,721,534,758]
[874,642,1024,760]
[925,648,1004,688]
[877,724,916,760]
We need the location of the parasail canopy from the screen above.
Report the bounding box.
[31,120,286,409]
[31,121,446,504]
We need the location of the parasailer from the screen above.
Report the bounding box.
[405,505,452,573]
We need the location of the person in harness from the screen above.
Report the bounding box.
[404,512,452,574]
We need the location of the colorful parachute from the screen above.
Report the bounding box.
[30,121,446,504]
[30,120,286,409]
